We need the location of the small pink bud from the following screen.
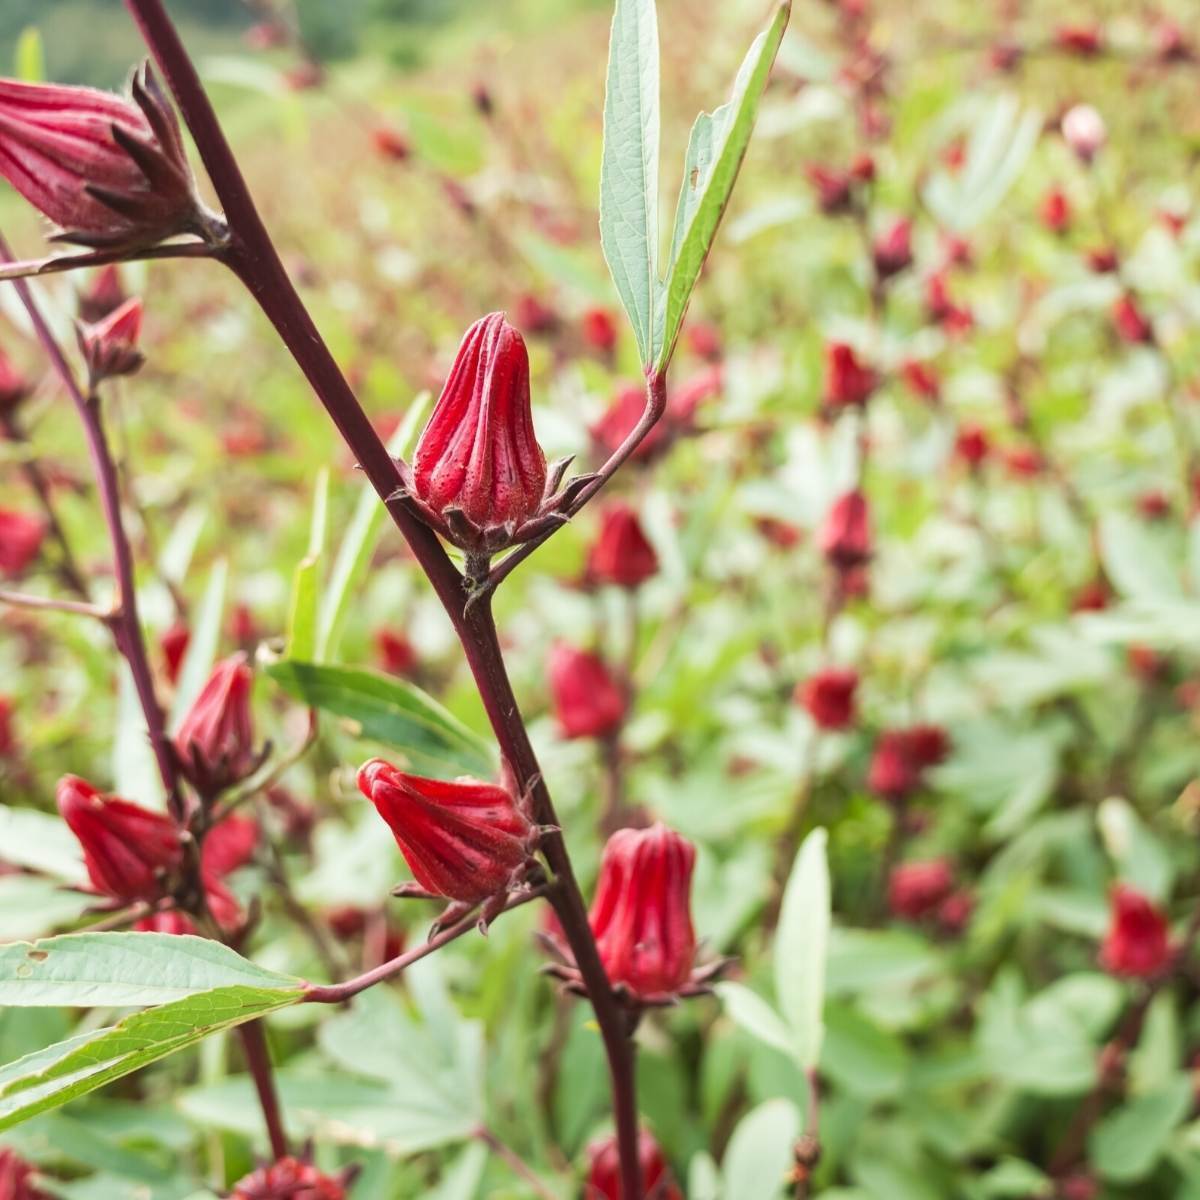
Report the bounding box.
[685,319,723,362]
[357,758,535,904]
[0,66,206,249]
[160,622,190,685]
[547,643,626,740]
[1061,104,1106,164]
[581,306,619,354]
[868,730,918,800]
[77,264,128,323]
[1113,294,1154,345]
[872,217,913,279]
[902,359,940,402]
[590,823,697,1001]
[1136,490,1171,521]
[1155,22,1193,65]
[823,343,877,410]
[1100,885,1171,978]
[1056,25,1104,57]
[375,629,417,676]
[409,312,547,554]
[1073,579,1110,613]
[78,296,144,384]
[371,126,411,163]
[173,653,259,797]
[954,423,989,467]
[0,508,45,577]
[57,774,183,903]
[906,723,951,769]
[797,667,858,731]
[818,490,871,570]
[587,503,658,589]
[514,292,558,335]
[924,273,973,334]
[888,859,955,920]
[806,164,854,214]
[585,1129,682,1199]
[592,383,669,463]
[1086,246,1119,274]
[1040,187,1071,235]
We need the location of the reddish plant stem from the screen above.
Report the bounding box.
[237,1020,289,1161]
[0,233,183,822]
[0,589,108,620]
[0,240,217,284]
[122,5,644,1192]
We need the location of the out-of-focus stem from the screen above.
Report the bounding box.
[237,1021,289,1161]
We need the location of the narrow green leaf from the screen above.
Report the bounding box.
[0,984,302,1132]
[774,826,829,1068]
[265,661,494,779]
[656,1,790,371]
[1091,1075,1193,1183]
[14,28,44,82]
[316,398,430,662]
[715,981,796,1059]
[168,559,228,732]
[286,468,329,662]
[599,0,661,366]
[0,932,300,1007]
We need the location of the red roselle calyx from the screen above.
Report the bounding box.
[0,508,45,578]
[77,263,128,322]
[0,65,219,250]
[547,642,626,740]
[587,502,658,589]
[823,342,877,410]
[402,312,551,558]
[585,1129,682,1200]
[357,757,539,912]
[1100,885,1171,978]
[230,1156,356,1200]
[0,1147,49,1200]
[797,667,858,731]
[78,296,144,386]
[872,217,913,279]
[57,774,183,903]
[173,653,263,798]
[0,347,31,416]
[888,858,954,920]
[819,490,871,570]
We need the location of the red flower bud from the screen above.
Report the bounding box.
[590,823,696,1001]
[1003,444,1042,478]
[954,423,989,467]
[581,306,619,354]
[230,1157,349,1200]
[0,695,14,758]
[868,730,918,800]
[585,1130,682,1200]
[1061,104,1106,165]
[1113,294,1154,345]
[1155,22,1193,65]
[1056,25,1104,57]
[0,1147,48,1200]
[57,774,182,902]
[924,273,973,334]
[203,813,259,880]
[989,41,1023,73]
[902,359,940,402]
[849,153,876,183]
[357,758,535,903]
[685,319,723,362]
[375,629,417,676]
[906,723,951,769]
[0,66,206,249]
[587,503,658,589]
[173,653,259,796]
[592,383,669,463]
[823,342,877,410]
[797,667,858,731]
[78,296,144,384]
[872,217,913,279]
[514,292,558,335]
[818,490,871,570]
[1073,579,1110,613]
[669,364,722,428]
[888,858,955,920]
[806,164,854,214]
[0,508,45,577]
[134,909,196,935]
[1100,885,1171,978]
[371,126,411,163]
[1040,188,1071,235]
[1128,644,1165,682]
[938,888,974,935]
[77,263,127,323]
[409,312,547,553]
[160,622,190,685]
[547,643,626,740]
[1085,246,1119,274]
[1137,490,1171,521]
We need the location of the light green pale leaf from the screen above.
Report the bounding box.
[715,982,796,1060]
[721,1099,801,1200]
[285,468,329,662]
[0,807,88,885]
[774,827,829,1068]
[656,1,790,370]
[14,28,43,82]
[113,664,164,809]
[599,0,660,366]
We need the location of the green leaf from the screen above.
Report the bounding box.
[0,984,302,1132]
[316,398,430,662]
[14,28,43,82]
[1091,1076,1193,1182]
[721,1099,801,1200]
[599,0,661,366]
[1099,512,1183,601]
[0,877,88,941]
[715,982,796,1059]
[0,933,300,1007]
[774,827,829,1068]
[285,468,329,662]
[168,559,228,733]
[656,1,790,371]
[821,1003,909,1100]
[112,664,165,809]
[266,660,494,779]
[0,807,87,885]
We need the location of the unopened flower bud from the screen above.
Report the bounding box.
[902,359,940,402]
[1100,885,1171,978]
[1061,104,1106,164]
[585,1129,682,1200]
[590,823,697,1000]
[797,667,858,731]
[230,1157,351,1200]
[0,508,45,577]
[1056,25,1104,57]
[1113,294,1154,345]
[587,503,658,589]
[818,490,871,570]
[685,319,722,362]
[408,312,547,554]
[0,1147,49,1200]
[0,695,15,759]
[823,342,877,410]
[514,292,558,335]
[868,730,918,801]
[547,643,626,740]
[375,629,417,676]
[581,306,619,354]
[591,383,670,463]
[0,65,211,249]
[77,264,128,323]
[371,126,411,163]
[173,653,260,797]
[134,909,196,935]
[872,217,913,279]
[78,296,144,385]
[1040,187,1071,235]
[888,859,955,920]
[357,758,536,904]
[160,622,190,685]
[57,774,182,902]
[954,423,989,468]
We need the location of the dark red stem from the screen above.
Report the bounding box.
[122,4,643,1193]
[237,1021,289,1160]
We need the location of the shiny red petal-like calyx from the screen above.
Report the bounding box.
[0,508,45,577]
[888,858,954,920]
[589,823,696,1001]
[798,667,858,731]
[56,774,182,902]
[823,342,877,409]
[547,643,626,740]
[173,653,258,796]
[584,1129,682,1200]
[818,490,871,570]
[411,312,546,548]
[79,295,144,382]
[587,503,658,589]
[1100,885,1171,978]
[230,1157,347,1200]
[358,758,534,903]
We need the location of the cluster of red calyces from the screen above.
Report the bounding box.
[868,723,950,802]
[229,1156,356,1200]
[584,1129,682,1199]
